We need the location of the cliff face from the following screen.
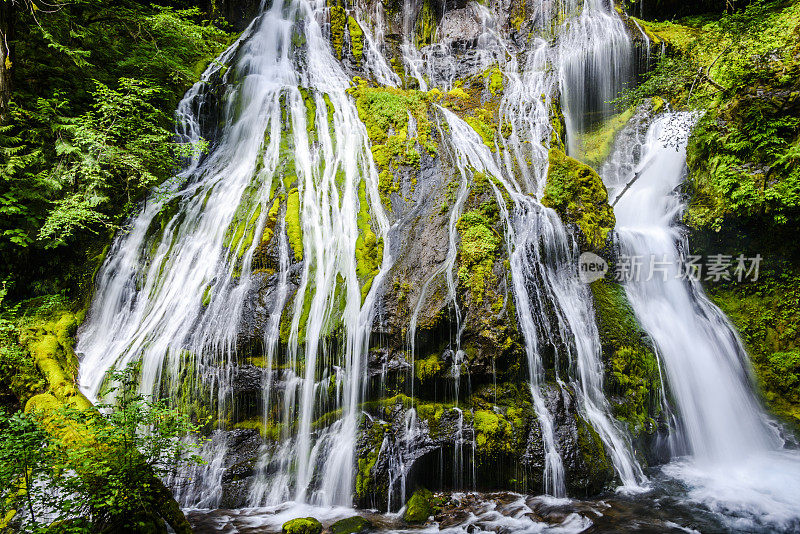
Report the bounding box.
[168,0,668,508]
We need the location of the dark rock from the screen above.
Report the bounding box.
[327,516,372,534]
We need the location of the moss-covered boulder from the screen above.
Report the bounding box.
[542,148,615,251]
[329,515,371,534]
[403,488,434,523]
[590,279,661,437]
[282,517,322,534]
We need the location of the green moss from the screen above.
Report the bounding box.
[464,114,496,150]
[542,148,615,251]
[282,517,322,534]
[355,421,386,500]
[575,415,614,481]
[486,66,503,96]
[456,199,501,304]
[447,87,470,100]
[590,280,660,435]
[233,417,281,440]
[577,107,635,168]
[351,80,436,206]
[347,16,364,62]
[403,488,433,523]
[354,181,382,302]
[286,188,303,261]
[414,354,442,381]
[709,276,800,428]
[472,408,518,455]
[201,285,212,307]
[329,4,346,60]
[299,87,317,141]
[329,516,371,534]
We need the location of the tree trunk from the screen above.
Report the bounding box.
[22,313,194,534]
[0,0,11,123]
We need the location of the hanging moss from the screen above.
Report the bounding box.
[286,188,303,261]
[329,3,347,60]
[347,16,364,63]
[456,197,501,304]
[414,353,442,381]
[542,148,615,251]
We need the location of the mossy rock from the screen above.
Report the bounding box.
[542,148,615,251]
[329,516,371,534]
[590,279,660,435]
[403,488,433,523]
[572,414,615,494]
[282,517,322,534]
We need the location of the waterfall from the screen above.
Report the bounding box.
[78,0,393,507]
[603,112,800,529]
[75,0,654,511]
[558,0,634,155]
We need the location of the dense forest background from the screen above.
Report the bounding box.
[1,0,799,531]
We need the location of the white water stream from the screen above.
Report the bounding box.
[604,112,800,530]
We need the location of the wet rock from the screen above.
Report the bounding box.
[219,428,262,507]
[403,488,434,522]
[282,517,322,534]
[327,516,372,534]
[439,7,484,46]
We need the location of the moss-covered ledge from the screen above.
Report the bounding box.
[542,148,615,251]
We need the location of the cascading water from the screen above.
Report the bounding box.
[78,0,394,508]
[603,112,800,530]
[70,0,800,528]
[557,0,634,155]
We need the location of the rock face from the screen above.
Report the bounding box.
[147,0,668,512]
[439,7,485,46]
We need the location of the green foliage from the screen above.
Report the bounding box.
[0,0,233,295]
[39,79,177,246]
[0,366,203,532]
[686,89,800,230]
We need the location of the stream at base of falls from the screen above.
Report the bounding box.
[185,459,800,533]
